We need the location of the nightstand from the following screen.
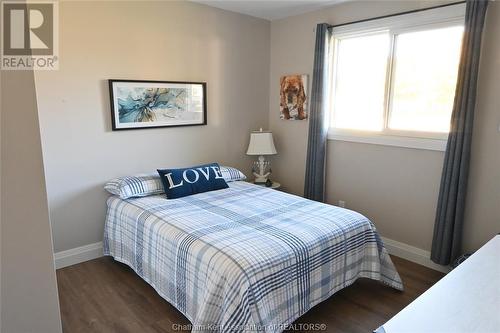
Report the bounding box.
[252,181,281,190]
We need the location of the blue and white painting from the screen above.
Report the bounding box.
[110,80,206,130]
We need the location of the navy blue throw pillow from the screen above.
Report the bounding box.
[157,163,229,199]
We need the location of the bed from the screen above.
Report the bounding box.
[103,181,403,333]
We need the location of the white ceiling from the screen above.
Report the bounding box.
[190,0,349,21]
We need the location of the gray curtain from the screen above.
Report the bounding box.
[431,0,489,265]
[304,23,331,202]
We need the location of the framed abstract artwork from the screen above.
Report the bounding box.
[279,74,308,120]
[109,79,207,130]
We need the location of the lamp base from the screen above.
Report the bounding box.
[252,155,272,184]
[253,176,269,184]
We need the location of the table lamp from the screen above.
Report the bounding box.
[246,128,277,184]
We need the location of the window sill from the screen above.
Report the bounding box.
[328,130,447,152]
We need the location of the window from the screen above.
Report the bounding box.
[333,33,389,131]
[329,4,465,150]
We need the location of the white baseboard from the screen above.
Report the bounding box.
[381,237,451,273]
[53,238,450,273]
[54,242,103,269]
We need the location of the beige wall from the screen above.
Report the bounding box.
[269,1,499,253]
[1,69,62,331]
[462,2,500,252]
[0,57,2,331]
[33,0,498,256]
[35,1,270,252]
[0,65,2,331]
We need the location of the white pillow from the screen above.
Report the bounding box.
[220,166,246,182]
[104,174,163,199]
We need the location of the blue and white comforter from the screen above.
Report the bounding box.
[103,181,403,332]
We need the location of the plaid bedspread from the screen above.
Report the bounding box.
[103,181,403,333]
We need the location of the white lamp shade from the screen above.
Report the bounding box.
[246,131,277,155]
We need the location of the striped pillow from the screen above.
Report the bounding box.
[105,166,246,199]
[104,174,163,199]
[220,166,246,182]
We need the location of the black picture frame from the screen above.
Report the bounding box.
[109,79,207,131]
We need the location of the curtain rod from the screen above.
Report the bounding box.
[328,1,466,29]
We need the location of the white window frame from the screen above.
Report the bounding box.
[328,4,465,151]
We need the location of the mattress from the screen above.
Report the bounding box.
[103,181,403,333]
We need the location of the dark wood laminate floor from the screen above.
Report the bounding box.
[57,256,444,333]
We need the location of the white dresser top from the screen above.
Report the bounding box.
[381,235,500,333]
